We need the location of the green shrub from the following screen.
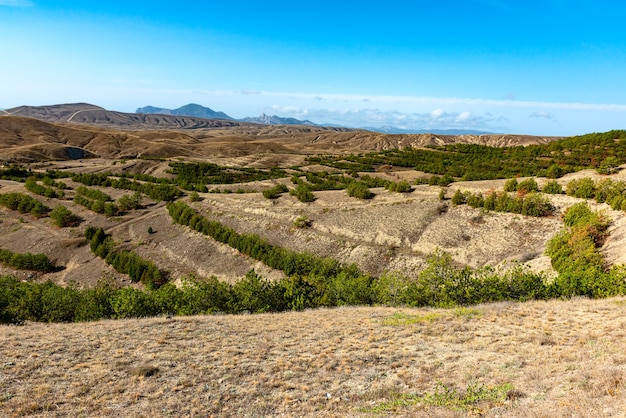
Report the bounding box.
[597,156,621,175]
[542,180,563,194]
[188,191,202,202]
[289,184,315,202]
[263,183,289,199]
[50,205,81,227]
[566,177,596,199]
[347,182,373,199]
[517,178,539,194]
[293,216,312,228]
[117,192,143,212]
[503,178,518,192]
[110,287,155,319]
[387,180,412,193]
[451,189,467,205]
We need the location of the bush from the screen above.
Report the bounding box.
[293,216,312,228]
[566,178,596,199]
[117,192,143,212]
[542,180,563,194]
[451,189,467,205]
[110,287,155,319]
[289,184,315,202]
[188,191,202,202]
[263,183,289,199]
[517,178,539,194]
[387,180,412,193]
[597,156,621,175]
[50,205,81,227]
[347,182,373,199]
[503,178,518,192]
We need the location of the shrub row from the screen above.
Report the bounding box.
[85,227,166,289]
[347,181,373,199]
[167,201,356,278]
[74,194,120,216]
[451,189,555,217]
[71,173,182,201]
[543,202,625,297]
[0,192,49,217]
[2,240,625,324]
[0,248,54,272]
[262,183,289,199]
[386,180,412,193]
[8,243,613,325]
[567,177,626,212]
[76,186,112,202]
[25,177,64,199]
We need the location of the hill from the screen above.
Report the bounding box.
[3,103,242,130]
[1,298,624,416]
[0,114,558,164]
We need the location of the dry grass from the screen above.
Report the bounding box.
[1,297,625,417]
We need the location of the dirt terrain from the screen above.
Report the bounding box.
[2,161,626,289]
[1,298,625,417]
[0,106,559,164]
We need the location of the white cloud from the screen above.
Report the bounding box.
[430,109,445,119]
[236,89,261,95]
[269,105,507,132]
[529,111,555,119]
[457,111,472,121]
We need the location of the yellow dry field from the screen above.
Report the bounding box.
[1,297,625,417]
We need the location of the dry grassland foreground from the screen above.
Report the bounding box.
[1,297,625,417]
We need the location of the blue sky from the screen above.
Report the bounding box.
[1,0,626,135]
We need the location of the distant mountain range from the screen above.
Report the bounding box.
[136,104,233,120]
[137,104,493,134]
[3,102,493,134]
[136,104,316,127]
[240,113,316,126]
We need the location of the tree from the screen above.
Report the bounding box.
[597,156,621,175]
[347,182,373,199]
[50,205,81,227]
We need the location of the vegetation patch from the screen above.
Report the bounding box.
[85,227,166,289]
[380,311,442,326]
[365,382,513,414]
[0,248,55,272]
[0,192,50,217]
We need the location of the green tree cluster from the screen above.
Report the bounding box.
[545,202,623,297]
[74,186,119,216]
[85,227,166,289]
[50,205,81,227]
[456,190,554,217]
[72,173,182,201]
[262,183,289,199]
[0,248,54,272]
[25,177,64,199]
[347,182,373,199]
[386,180,412,193]
[0,192,49,217]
